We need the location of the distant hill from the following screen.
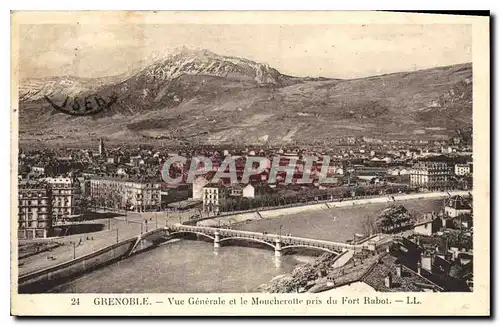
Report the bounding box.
[18,48,472,147]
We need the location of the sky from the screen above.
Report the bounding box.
[18,24,471,80]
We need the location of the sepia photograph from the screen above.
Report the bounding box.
[10,10,490,316]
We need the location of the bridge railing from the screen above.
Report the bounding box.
[168,225,368,251]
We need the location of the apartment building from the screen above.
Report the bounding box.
[89,176,161,212]
[454,163,472,176]
[30,166,45,177]
[227,183,255,199]
[202,183,227,215]
[409,161,451,190]
[44,177,81,222]
[18,181,53,239]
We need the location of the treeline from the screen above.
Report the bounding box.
[218,185,408,212]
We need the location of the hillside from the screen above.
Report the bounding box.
[18,49,472,147]
[19,76,104,102]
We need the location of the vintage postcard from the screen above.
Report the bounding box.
[11,11,490,316]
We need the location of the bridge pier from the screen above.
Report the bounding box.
[274,256,282,269]
[214,231,221,248]
[274,238,282,257]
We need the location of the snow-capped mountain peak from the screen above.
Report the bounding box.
[141,48,285,84]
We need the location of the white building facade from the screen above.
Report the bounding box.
[454,163,471,176]
[409,161,451,190]
[202,184,226,214]
[44,177,81,222]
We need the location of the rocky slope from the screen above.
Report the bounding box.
[141,48,292,85]
[259,253,338,293]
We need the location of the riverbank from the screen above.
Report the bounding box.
[18,219,141,275]
[18,237,138,293]
[17,209,194,275]
[258,252,351,293]
[197,191,468,229]
[258,236,382,293]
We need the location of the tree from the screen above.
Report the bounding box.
[361,214,378,236]
[376,205,412,233]
[80,196,90,214]
[95,184,124,211]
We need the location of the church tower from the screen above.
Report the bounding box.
[99,138,105,156]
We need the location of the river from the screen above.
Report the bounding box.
[50,198,442,293]
[51,240,305,293]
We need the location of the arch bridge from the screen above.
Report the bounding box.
[160,224,374,256]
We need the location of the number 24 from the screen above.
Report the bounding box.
[71,298,80,305]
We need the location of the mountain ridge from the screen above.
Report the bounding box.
[18,49,472,146]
